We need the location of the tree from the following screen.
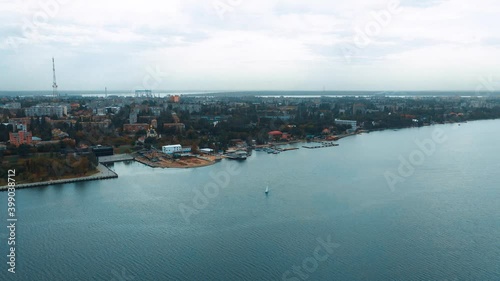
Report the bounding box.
[87,153,98,168]
[135,129,147,137]
[18,144,31,157]
[0,124,13,142]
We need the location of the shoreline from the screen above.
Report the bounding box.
[2,119,496,191]
[0,164,118,191]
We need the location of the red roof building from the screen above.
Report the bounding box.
[9,131,33,146]
[268,131,283,136]
[123,123,149,133]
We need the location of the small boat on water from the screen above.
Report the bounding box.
[265,186,269,194]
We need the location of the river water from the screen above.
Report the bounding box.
[1,120,500,280]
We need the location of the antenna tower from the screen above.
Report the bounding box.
[52,57,58,97]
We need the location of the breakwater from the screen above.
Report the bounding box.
[302,142,340,149]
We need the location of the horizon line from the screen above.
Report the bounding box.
[1,90,498,93]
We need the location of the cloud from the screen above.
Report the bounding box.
[1,0,500,91]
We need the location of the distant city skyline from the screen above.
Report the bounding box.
[1,0,500,91]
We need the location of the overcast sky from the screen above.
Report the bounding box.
[1,0,499,91]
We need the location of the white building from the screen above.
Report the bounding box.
[1,102,21,109]
[162,144,182,154]
[25,105,67,118]
[334,119,357,131]
[129,112,138,124]
[150,107,162,117]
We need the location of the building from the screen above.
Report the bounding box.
[171,112,180,123]
[200,148,214,154]
[105,107,121,114]
[1,102,21,109]
[162,144,182,154]
[170,95,180,103]
[147,127,158,138]
[95,108,106,116]
[81,120,112,130]
[9,131,33,146]
[135,90,153,98]
[268,130,283,138]
[8,117,31,131]
[334,119,357,131]
[91,145,114,157]
[129,112,138,124]
[52,128,69,139]
[163,123,185,132]
[150,107,162,117]
[31,136,42,144]
[353,103,366,115]
[25,105,67,118]
[170,103,202,113]
[123,123,149,133]
[48,119,76,127]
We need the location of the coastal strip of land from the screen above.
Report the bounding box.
[0,131,376,191]
[0,164,117,191]
[0,133,361,191]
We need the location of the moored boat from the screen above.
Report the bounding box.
[226,150,248,160]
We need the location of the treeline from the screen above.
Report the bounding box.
[0,154,97,185]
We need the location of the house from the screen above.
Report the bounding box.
[334,119,357,131]
[162,144,182,154]
[123,123,149,133]
[9,131,33,146]
[163,123,185,132]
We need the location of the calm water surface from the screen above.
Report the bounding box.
[1,120,500,281]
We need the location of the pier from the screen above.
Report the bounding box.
[0,164,118,191]
[302,142,340,149]
[280,147,299,151]
[98,154,135,164]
